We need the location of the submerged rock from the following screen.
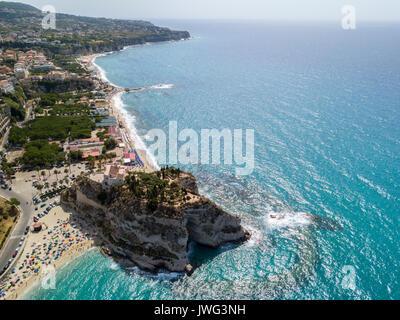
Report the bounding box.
[185,264,194,276]
[61,168,248,273]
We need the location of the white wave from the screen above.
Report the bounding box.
[128,266,183,281]
[243,224,263,247]
[91,42,181,172]
[92,55,121,88]
[111,92,160,170]
[129,83,175,92]
[148,83,174,90]
[264,211,312,230]
[109,262,119,271]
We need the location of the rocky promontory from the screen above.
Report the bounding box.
[61,168,248,273]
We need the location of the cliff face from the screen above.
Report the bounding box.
[3,30,191,57]
[61,169,248,273]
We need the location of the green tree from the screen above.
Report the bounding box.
[54,170,59,181]
[8,205,19,217]
[7,198,20,206]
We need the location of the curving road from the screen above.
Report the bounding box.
[0,188,34,278]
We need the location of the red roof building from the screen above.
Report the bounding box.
[82,149,101,159]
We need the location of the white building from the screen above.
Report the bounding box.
[46,71,66,81]
[103,165,129,187]
[0,80,14,94]
[15,67,29,79]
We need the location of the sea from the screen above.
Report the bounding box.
[26,20,400,300]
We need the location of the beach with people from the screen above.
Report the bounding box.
[0,205,96,300]
[79,52,159,174]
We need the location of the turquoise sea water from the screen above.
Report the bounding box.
[27,21,400,300]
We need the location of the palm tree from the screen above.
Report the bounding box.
[88,156,95,170]
[66,160,72,174]
[9,205,19,217]
[98,156,103,171]
[54,170,59,181]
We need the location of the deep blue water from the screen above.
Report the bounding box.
[27,21,400,300]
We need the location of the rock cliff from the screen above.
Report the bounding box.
[61,168,248,273]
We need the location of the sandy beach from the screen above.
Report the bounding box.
[80,53,158,173]
[0,205,96,300]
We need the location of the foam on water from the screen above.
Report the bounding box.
[109,262,120,271]
[264,212,312,230]
[149,83,175,90]
[92,54,120,87]
[93,53,176,172]
[243,224,263,247]
[127,267,184,281]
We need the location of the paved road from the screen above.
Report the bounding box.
[0,128,10,151]
[0,188,34,276]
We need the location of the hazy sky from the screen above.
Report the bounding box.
[10,0,400,21]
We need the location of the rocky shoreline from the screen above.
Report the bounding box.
[61,170,249,275]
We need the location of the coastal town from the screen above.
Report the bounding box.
[0,46,156,299]
[0,1,190,300]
